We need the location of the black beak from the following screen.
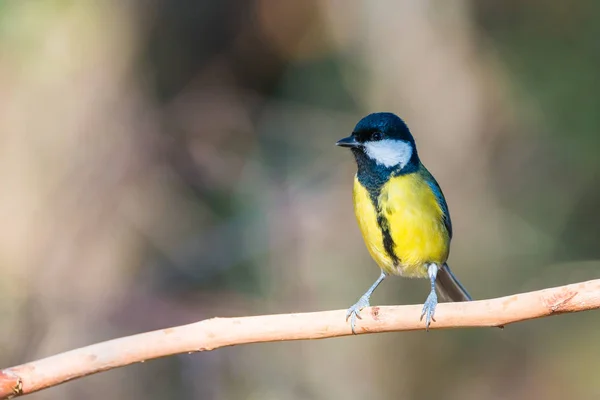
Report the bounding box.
[336,135,359,148]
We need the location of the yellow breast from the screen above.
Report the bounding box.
[353,170,450,277]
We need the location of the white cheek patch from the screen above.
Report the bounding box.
[364,139,413,168]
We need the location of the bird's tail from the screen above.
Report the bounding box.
[435,263,472,302]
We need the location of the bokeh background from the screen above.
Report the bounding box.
[1,1,599,399]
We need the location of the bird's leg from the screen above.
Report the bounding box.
[420,263,438,331]
[346,271,387,334]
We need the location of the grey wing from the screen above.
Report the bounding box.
[424,170,453,239]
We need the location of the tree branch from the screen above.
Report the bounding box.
[1,279,599,398]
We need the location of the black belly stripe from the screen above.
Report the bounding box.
[376,210,400,265]
[355,154,418,268]
[365,189,400,266]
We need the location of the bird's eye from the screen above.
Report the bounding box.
[371,132,383,141]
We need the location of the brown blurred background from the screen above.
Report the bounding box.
[1,1,599,399]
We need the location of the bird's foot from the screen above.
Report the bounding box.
[346,295,370,334]
[420,291,438,331]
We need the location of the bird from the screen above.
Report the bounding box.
[336,112,471,333]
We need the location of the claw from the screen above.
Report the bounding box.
[346,295,370,334]
[420,291,438,331]
[345,272,387,335]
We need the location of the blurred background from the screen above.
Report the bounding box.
[1,0,599,399]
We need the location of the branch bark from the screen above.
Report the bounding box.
[1,279,599,398]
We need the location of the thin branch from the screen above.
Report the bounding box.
[1,279,599,398]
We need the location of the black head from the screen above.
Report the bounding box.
[337,112,419,172]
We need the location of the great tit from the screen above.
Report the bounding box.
[337,112,471,333]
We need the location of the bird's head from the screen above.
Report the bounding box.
[337,112,419,172]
